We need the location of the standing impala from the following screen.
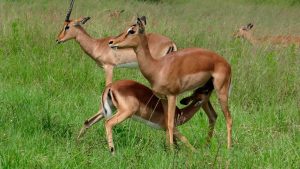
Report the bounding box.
[78,79,214,154]
[56,0,177,86]
[234,23,300,45]
[109,16,232,149]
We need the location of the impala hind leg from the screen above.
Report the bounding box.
[174,128,196,152]
[214,77,232,149]
[105,111,130,154]
[78,110,104,140]
[202,100,218,145]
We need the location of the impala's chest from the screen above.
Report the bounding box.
[111,48,137,65]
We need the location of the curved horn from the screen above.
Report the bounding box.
[65,0,75,22]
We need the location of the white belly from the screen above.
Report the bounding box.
[131,115,163,130]
[115,62,139,68]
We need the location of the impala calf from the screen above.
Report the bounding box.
[109,16,232,149]
[56,0,177,86]
[234,23,300,46]
[78,79,214,154]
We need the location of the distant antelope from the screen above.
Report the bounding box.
[234,23,300,46]
[78,79,214,154]
[56,0,177,86]
[107,9,125,19]
[109,16,232,149]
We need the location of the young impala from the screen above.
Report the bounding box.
[56,0,177,86]
[109,16,232,149]
[78,79,214,154]
[234,23,300,46]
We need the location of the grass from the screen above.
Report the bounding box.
[0,0,300,168]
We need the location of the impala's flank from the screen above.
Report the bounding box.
[78,79,214,154]
[56,0,177,86]
[109,16,232,149]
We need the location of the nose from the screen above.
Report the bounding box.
[108,40,113,45]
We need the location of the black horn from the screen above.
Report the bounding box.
[65,0,75,22]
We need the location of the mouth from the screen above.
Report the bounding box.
[109,44,118,49]
[56,39,63,44]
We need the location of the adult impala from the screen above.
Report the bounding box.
[78,79,214,154]
[234,23,300,46]
[109,17,232,149]
[56,0,177,86]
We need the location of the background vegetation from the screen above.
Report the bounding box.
[0,0,299,168]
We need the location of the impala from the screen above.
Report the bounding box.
[108,16,232,149]
[56,0,177,86]
[106,9,125,19]
[234,23,300,45]
[78,79,214,154]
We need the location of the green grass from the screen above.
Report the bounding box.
[1,0,300,168]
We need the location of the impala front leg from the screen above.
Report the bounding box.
[103,64,114,86]
[165,95,176,150]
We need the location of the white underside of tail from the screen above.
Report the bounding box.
[103,97,114,118]
[132,115,162,130]
[228,80,233,97]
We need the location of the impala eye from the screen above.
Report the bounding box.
[128,29,135,34]
[65,25,70,30]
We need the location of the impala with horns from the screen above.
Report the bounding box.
[234,23,300,45]
[56,0,177,86]
[109,16,232,149]
[78,79,214,154]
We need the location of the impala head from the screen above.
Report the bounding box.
[108,16,147,49]
[56,0,91,44]
[233,23,254,38]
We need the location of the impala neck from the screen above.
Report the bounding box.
[175,102,201,126]
[134,35,161,84]
[244,32,258,45]
[75,27,98,59]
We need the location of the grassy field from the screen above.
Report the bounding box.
[0,0,300,168]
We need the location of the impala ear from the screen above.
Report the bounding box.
[247,23,254,30]
[136,17,145,33]
[74,17,91,26]
[81,17,91,24]
[140,16,147,25]
[180,97,192,105]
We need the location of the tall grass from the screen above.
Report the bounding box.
[0,0,299,168]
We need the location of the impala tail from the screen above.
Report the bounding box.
[229,77,232,97]
[102,86,116,119]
